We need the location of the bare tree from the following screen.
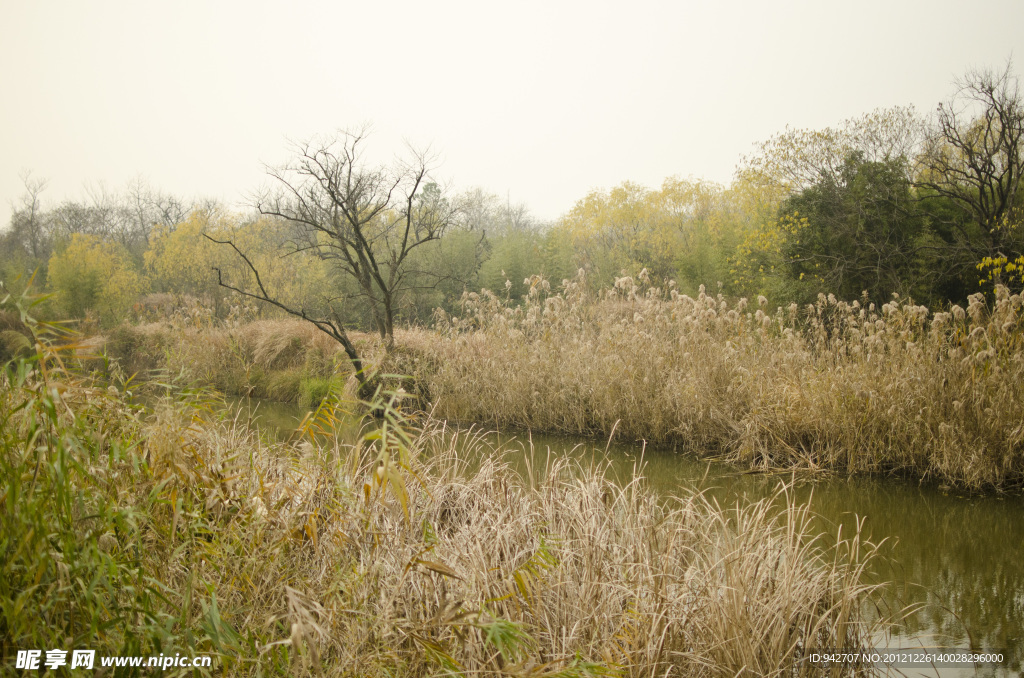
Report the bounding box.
[206,129,458,390]
[456,187,535,235]
[7,171,49,261]
[121,177,192,254]
[917,63,1024,253]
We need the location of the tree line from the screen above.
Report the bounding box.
[2,64,1021,339]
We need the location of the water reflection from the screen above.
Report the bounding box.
[226,398,1024,676]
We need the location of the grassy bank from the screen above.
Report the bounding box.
[2,315,882,676]
[98,275,1024,491]
[421,275,1024,491]
[104,316,355,406]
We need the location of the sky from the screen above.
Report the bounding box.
[1,0,1022,226]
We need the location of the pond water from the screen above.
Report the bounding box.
[225,396,1023,676]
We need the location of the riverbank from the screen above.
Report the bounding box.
[101,278,1024,491]
[2,335,882,676]
[422,278,1024,492]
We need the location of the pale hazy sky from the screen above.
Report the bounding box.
[1,0,1022,225]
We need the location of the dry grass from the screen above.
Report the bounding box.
[99,273,1024,490]
[186,417,883,675]
[2,378,885,676]
[421,273,1024,491]
[104,314,363,404]
[3,285,890,675]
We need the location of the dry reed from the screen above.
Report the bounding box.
[2,341,884,676]
[421,273,1024,491]
[105,312,359,403]
[101,272,1024,490]
[130,407,890,675]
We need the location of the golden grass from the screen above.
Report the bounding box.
[421,275,1024,491]
[104,314,364,403]
[101,273,1024,490]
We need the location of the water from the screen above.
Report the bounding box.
[228,396,1024,676]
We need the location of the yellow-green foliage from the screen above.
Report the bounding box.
[732,211,811,290]
[145,211,224,299]
[47,233,147,326]
[558,178,745,293]
[223,217,334,313]
[425,274,1024,491]
[977,253,1024,289]
[976,209,1024,292]
[145,212,334,314]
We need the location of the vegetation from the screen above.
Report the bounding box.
[424,274,1024,491]
[1,291,884,676]
[3,65,1021,334]
[2,63,1009,492]
[48,233,148,326]
[100,270,1024,492]
[4,62,1024,672]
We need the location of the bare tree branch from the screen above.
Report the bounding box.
[208,129,463,387]
[203,232,368,383]
[916,62,1024,253]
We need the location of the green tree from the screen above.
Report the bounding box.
[780,153,928,302]
[394,225,485,322]
[145,211,223,299]
[732,107,936,301]
[478,229,543,299]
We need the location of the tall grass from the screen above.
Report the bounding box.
[422,273,1024,491]
[2,290,884,676]
[101,271,1024,490]
[105,314,352,404]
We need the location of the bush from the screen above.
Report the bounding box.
[104,323,166,377]
[47,234,147,327]
[0,309,32,364]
